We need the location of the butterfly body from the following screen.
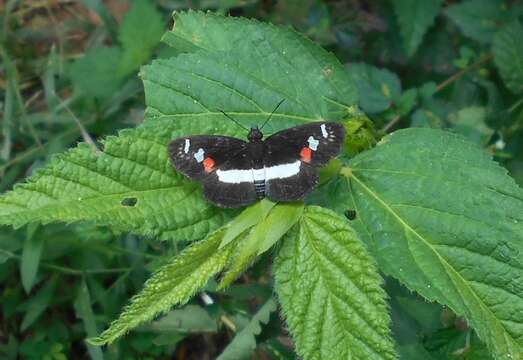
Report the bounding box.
[169,122,345,208]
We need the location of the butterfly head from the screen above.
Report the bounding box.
[247,127,263,142]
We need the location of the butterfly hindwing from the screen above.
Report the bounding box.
[264,161,319,201]
[264,121,345,166]
[263,121,344,201]
[168,135,247,180]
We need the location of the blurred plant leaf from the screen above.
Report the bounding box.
[146,304,217,333]
[345,128,523,359]
[118,0,164,77]
[89,227,235,345]
[445,0,512,44]
[448,106,494,145]
[348,63,401,114]
[492,21,523,94]
[20,224,42,293]
[393,0,443,58]
[274,206,396,360]
[217,297,277,360]
[69,47,123,99]
[19,277,56,331]
[74,280,104,360]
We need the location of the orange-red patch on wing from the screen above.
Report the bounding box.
[300,147,313,163]
[203,157,216,172]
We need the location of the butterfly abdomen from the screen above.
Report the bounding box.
[254,180,265,198]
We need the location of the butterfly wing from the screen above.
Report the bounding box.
[168,136,258,208]
[263,122,345,201]
[168,135,248,180]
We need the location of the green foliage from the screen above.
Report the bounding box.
[146,305,218,333]
[349,63,401,114]
[218,201,303,289]
[274,206,396,360]
[69,47,124,99]
[90,227,235,345]
[20,224,42,293]
[445,0,512,43]
[118,0,165,77]
[393,0,443,58]
[3,1,523,359]
[493,21,523,94]
[345,128,523,359]
[217,298,277,360]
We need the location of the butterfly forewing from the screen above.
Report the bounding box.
[168,135,247,180]
[264,122,345,166]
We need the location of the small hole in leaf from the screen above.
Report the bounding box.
[121,197,138,207]
[344,209,356,220]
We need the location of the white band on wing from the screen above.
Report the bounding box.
[216,161,301,184]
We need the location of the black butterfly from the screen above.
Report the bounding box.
[168,113,345,208]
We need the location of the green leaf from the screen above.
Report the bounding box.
[217,298,277,360]
[393,0,443,58]
[274,206,396,360]
[74,280,104,360]
[218,202,304,289]
[220,199,276,249]
[117,0,164,77]
[445,0,511,44]
[0,11,357,242]
[153,11,357,124]
[20,223,42,293]
[348,63,401,114]
[69,47,123,99]
[492,21,523,94]
[345,128,523,359]
[89,227,235,345]
[146,305,217,333]
[448,106,494,145]
[19,277,56,331]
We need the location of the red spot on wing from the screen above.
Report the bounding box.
[203,157,215,172]
[300,147,313,163]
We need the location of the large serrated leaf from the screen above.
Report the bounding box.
[345,128,523,359]
[0,12,357,241]
[150,11,357,124]
[274,206,396,360]
[492,21,523,94]
[90,227,235,345]
[393,0,443,58]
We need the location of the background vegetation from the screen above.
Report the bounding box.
[1,0,523,359]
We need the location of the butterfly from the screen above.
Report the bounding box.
[168,106,345,208]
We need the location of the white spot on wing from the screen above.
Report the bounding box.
[184,139,190,153]
[194,148,205,162]
[216,162,301,184]
[307,136,319,151]
[320,124,328,138]
[216,169,254,183]
[266,161,301,180]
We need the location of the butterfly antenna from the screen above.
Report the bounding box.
[260,99,286,130]
[220,110,250,131]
